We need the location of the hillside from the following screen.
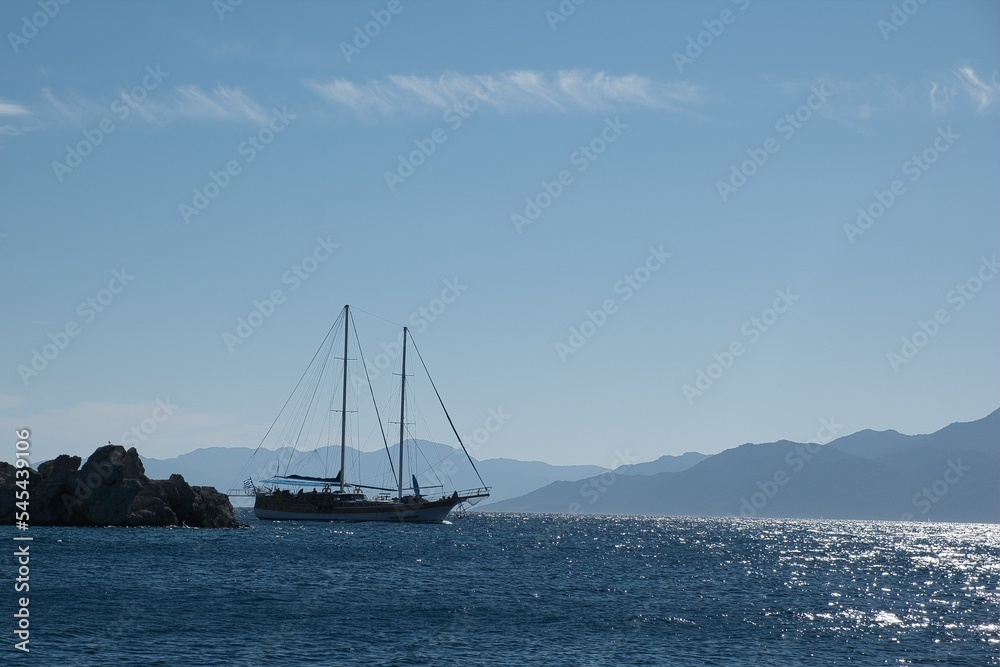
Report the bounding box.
[487,410,1000,523]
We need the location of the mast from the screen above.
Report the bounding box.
[339,305,349,493]
[397,326,408,499]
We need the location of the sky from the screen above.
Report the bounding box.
[1,0,997,467]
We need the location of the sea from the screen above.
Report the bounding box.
[11,512,999,666]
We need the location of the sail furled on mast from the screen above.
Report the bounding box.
[279,472,342,484]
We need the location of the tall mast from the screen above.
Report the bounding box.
[340,305,349,493]
[397,326,408,500]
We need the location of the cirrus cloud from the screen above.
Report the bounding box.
[306,69,706,119]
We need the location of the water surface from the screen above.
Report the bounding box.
[12,512,999,665]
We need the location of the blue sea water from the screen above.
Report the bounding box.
[8,512,999,666]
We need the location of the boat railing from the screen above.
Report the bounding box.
[423,487,491,501]
[228,486,491,500]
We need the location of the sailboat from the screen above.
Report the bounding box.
[239,305,490,523]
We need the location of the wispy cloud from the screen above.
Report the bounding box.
[36,84,271,128]
[41,87,104,125]
[773,65,999,135]
[307,70,705,119]
[931,67,1000,113]
[160,84,271,124]
[0,101,32,117]
[0,99,36,148]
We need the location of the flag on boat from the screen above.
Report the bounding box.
[243,478,255,494]
[412,475,421,497]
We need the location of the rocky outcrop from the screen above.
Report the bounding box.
[0,444,244,528]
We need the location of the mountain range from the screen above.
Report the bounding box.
[139,439,615,506]
[488,410,999,523]
[137,410,998,522]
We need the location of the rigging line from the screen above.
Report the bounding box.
[351,312,397,482]
[408,336,488,490]
[411,394,447,468]
[284,316,339,477]
[325,390,336,477]
[350,305,405,329]
[302,353,338,460]
[280,316,342,476]
[282,329,334,476]
[407,396,449,485]
[411,441,463,486]
[230,310,343,489]
[326,360,347,477]
[413,436,446,487]
[348,368,362,480]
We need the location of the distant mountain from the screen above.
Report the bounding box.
[615,451,709,475]
[474,457,609,502]
[139,439,609,505]
[488,410,1000,523]
[141,447,260,488]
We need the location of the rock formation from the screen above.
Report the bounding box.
[0,444,244,528]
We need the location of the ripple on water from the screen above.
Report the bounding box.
[19,513,1000,666]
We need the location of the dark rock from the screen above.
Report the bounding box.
[189,486,240,528]
[79,444,127,487]
[38,454,81,479]
[0,462,17,523]
[122,447,145,479]
[0,445,244,528]
[80,483,139,526]
[128,494,178,526]
[29,472,74,525]
[154,474,197,523]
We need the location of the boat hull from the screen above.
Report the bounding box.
[253,494,464,523]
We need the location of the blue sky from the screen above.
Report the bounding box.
[1,0,997,466]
